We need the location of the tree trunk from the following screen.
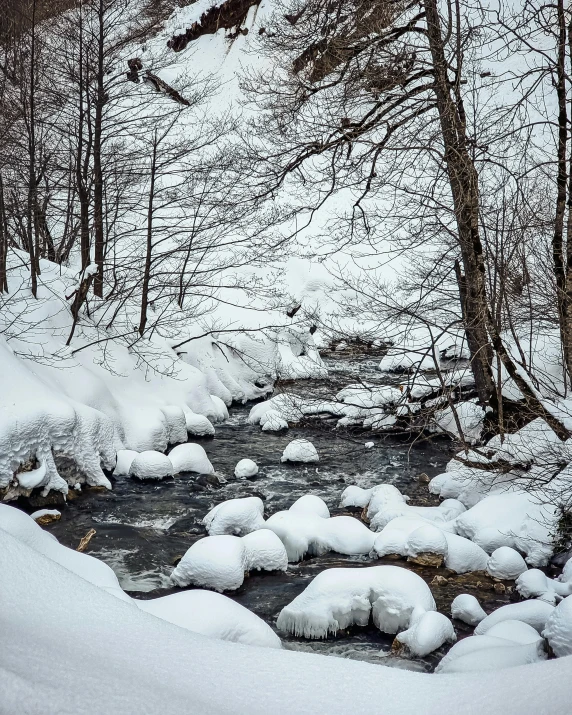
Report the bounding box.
[424,0,495,405]
[139,139,157,337]
[92,0,105,298]
[0,173,7,293]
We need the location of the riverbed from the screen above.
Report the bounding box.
[44,355,515,671]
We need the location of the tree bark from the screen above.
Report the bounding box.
[92,0,105,298]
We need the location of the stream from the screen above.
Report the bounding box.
[44,354,516,672]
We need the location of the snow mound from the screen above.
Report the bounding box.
[281,439,319,463]
[266,510,375,562]
[169,443,214,475]
[289,494,330,519]
[395,611,456,657]
[276,565,436,641]
[235,459,259,478]
[475,600,555,635]
[203,497,266,536]
[486,620,544,645]
[137,590,281,649]
[455,492,558,566]
[339,483,409,517]
[170,530,287,592]
[486,547,528,580]
[451,594,487,625]
[543,595,572,657]
[436,637,546,674]
[431,401,485,445]
[241,529,288,572]
[185,413,215,437]
[113,449,138,477]
[406,525,449,562]
[130,451,174,480]
[515,569,572,604]
[370,498,465,532]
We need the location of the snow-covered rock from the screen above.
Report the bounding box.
[543,595,572,657]
[241,529,288,573]
[168,443,214,475]
[516,569,572,604]
[366,485,409,521]
[406,525,448,565]
[288,494,330,519]
[436,637,546,674]
[266,510,375,562]
[170,530,287,592]
[455,492,558,566]
[129,451,174,480]
[30,508,61,525]
[451,594,487,626]
[234,459,259,478]
[370,498,465,532]
[281,439,319,463]
[203,497,266,536]
[475,600,555,635]
[395,611,456,657]
[138,590,281,649]
[486,620,544,645]
[277,565,436,641]
[113,449,138,476]
[486,547,528,580]
[184,412,215,437]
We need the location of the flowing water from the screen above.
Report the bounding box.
[43,354,515,671]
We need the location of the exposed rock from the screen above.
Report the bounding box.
[417,472,431,483]
[408,552,444,568]
[431,575,449,587]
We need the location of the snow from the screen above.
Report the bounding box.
[475,600,556,635]
[203,497,266,536]
[168,443,214,475]
[129,451,174,480]
[431,401,485,445]
[395,611,456,657]
[486,547,528,580]
[436,637,546,674]
[113,449,138,477]
[235,458,259,478]
[451,594,487,626]
[543,595,572,657]
[365,441,374,449]
[3,440,572,715]
[281,439,319,463]
[170,530,287,591]
[265,510,375,562]
[515,569,572,604]
[288,494,330,519]
[486,620,544,645]
[406,525,449,561]
[369,498,465,532]
[185,412,216,437]
[277,565,436,641]
[137,590,281,649]
[455,492,558,566]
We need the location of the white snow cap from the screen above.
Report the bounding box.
[436,636,546,674]
[475,600,555,635]
[288,494,330,519]
[30,508,61,522]
[130,451,174,480]
[169,443,214,475]
[365,442,374,449]
[234,458,259,478]
[395,611,456,657]
[185,412,215,437]
[486,547,528,581]
[281,439,319,463]
[543,595,572,657]
[277,565,436,641]
[516,569,572,604]
[451,594,487,626]
[137,590,281,649]
[203,497,266,536]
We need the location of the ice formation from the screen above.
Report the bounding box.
[203,497,266,536]
[451,594,487,626]
[170,530,287,591]
[234,459,259,478]
[168,443,214,475]
[129,451,174,480]
[486,547,528,580]
[277,565,436,641]
[543,595,572,657]
[475,600,555,635]
[138,590,281,649]
[280,439,319,463]
[394,611,456,657]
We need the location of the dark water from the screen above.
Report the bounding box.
[45,355,515,672]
